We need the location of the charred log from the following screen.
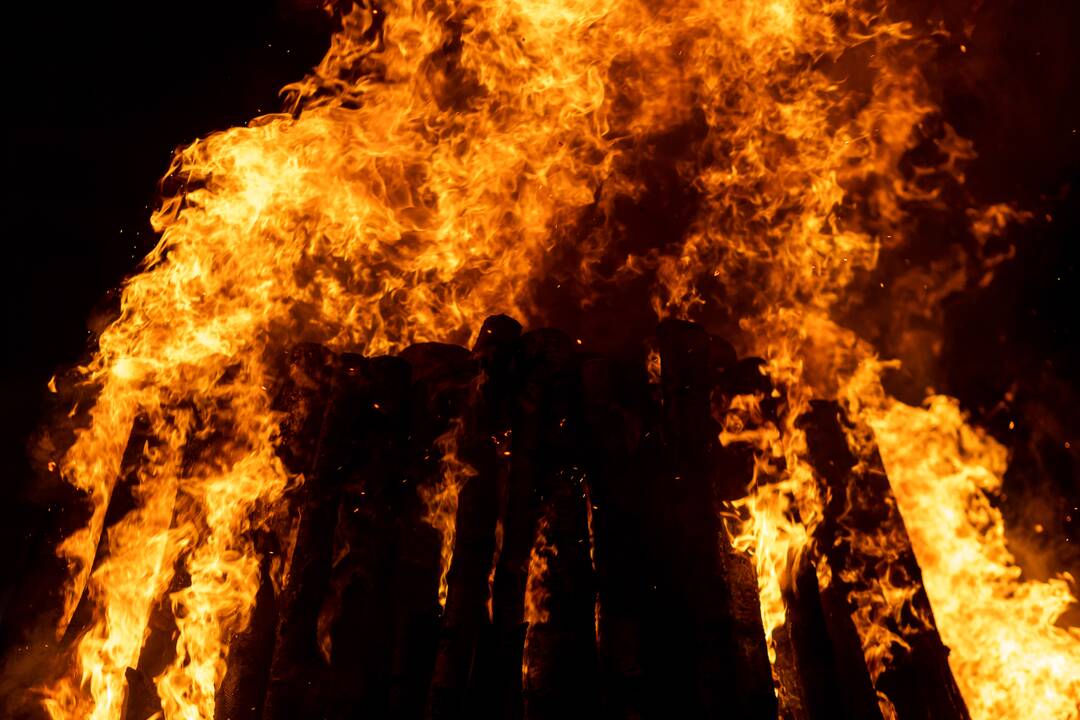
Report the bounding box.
[384,342,475,718]
[213,533,279,720]
[579,355,650,718]
[800,401,970,720]
[214,343,337,720]
[262,347,347,720]
[429,315,521,720]
[489,328,599,720]
[318,355,413,719]
[653,319,776,719]
[776,548,883,720]
[122,667,163,720]
[13,317,996,720]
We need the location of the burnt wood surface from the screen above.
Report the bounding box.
[429,316,519,720]
[2,317,974,720]
[801,401,970,720]
[653,319,776,719]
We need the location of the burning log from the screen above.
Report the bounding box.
[775,548,883,720]
[579,355,650,717]
[719,549,780,718]
[213,343,336,720]
[654,319,776,719]
[318,355,415,718]
[387,342,477,717]
[261,346,346,720]
[33,315,982,720]
[428,315,520,719]
[122,667,163,720]
[710,349,779,720]
[490,328,600,719]
[800,401,970,720]
[644,318,719,715]
[54,415,180,720]
[485,327,546,720]
[213,534,279,720]
[25,414,151,692]
[521,474,599,720]
[521,485,600,720]
[710,358,877,720]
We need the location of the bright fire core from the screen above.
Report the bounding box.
[32,1,1080,719]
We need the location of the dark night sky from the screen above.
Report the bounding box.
[0,0,1078,609]
[0,1,333,600]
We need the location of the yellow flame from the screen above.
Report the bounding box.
[423,417,477,607]
[34,1,1079,718]
[522,514,554,682]
[871,392,1080,720]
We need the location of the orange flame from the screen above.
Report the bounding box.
[868,390,1080,719]
[423,417,477,607]
[522,514,554,682]
[33,1,1079,719]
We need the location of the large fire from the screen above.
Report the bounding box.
[14,0,1078,718]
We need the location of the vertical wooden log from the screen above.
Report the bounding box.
[215,344,336,720]
[769,599,811,720]
[488,330,544,720]
[580,356,649,719]
[429,315,521,720]
[96,416,183,720]
[710,343,776,719]
[713,354,871,720]
[713,352,823,720]
[395,342,476,720]
[53,416,155,653]
[800,401,969,720]
[125,560,184,720]
[810,561,884,720]
[779,549,879,720]
[489,328,599,720]
[122,667,163,720]
[213,533,279,720]
[522,475,598,720]
[262,347,352,720]
[646,319,716,717]
[720,549,779,718]
[320,355,412,719]
[517,330,598,720]
[654,319,776,719]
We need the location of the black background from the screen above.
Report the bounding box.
[1,0,1077,618]
[0,0,334,613]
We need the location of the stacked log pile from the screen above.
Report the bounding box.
[2,317,972,720]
